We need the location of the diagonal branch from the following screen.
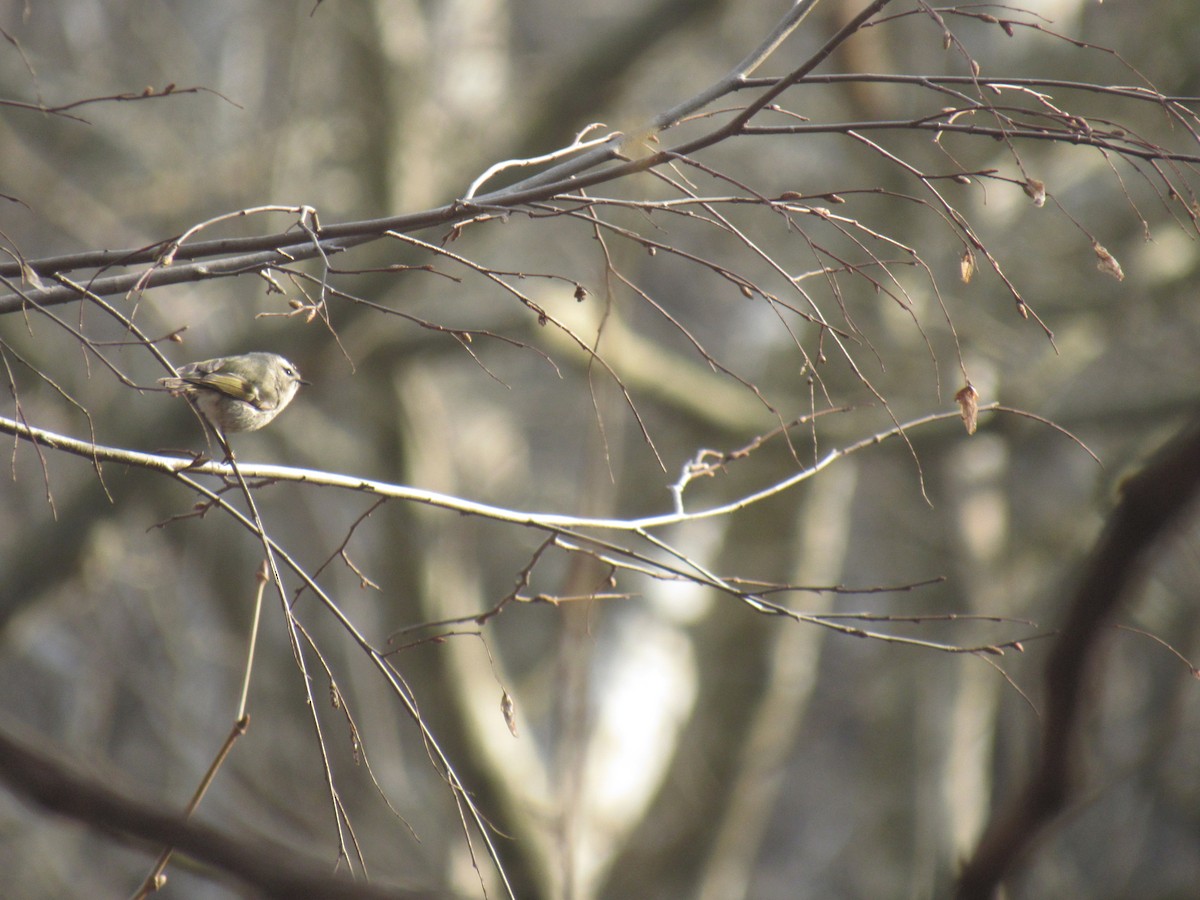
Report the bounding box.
[0,720,435,899]
[956,413,1200,899]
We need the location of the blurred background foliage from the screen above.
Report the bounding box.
[1,1,1199,897]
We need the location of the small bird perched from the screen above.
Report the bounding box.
[158,351,308,434]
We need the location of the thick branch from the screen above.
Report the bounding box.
[0,0,845,311]
[956,414,1200,898]
[0,721,434,899]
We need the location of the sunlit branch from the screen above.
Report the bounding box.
[0,403,1096,534]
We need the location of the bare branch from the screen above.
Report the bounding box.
[0,721,434,899]
[956,414,1200,898]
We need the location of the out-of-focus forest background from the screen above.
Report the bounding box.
[1,1,1199,898]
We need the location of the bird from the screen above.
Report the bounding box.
[158,351,308,434]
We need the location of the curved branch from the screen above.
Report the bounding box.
[956,413,1200,898]
[0,402,1094,535]
[0,408,959,531]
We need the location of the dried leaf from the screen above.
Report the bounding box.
[960,248,976,284]
[1022,178,1046,208]
[955,383,979,435]
[20,261,45,290]
[1093,241,1125,281]
[501,689,518,737]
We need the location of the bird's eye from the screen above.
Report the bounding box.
[283,367,295,377]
